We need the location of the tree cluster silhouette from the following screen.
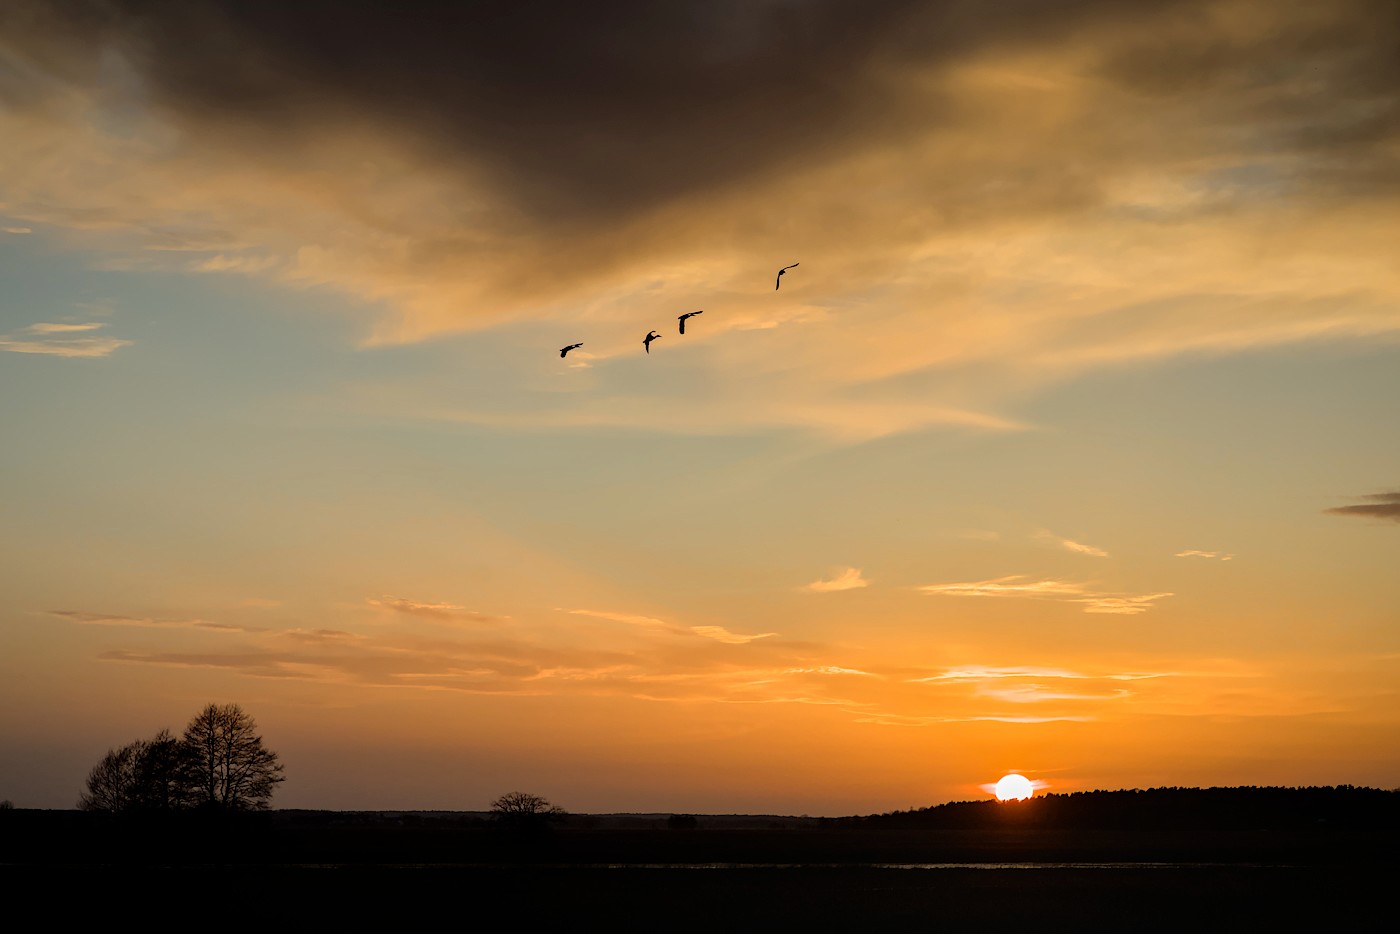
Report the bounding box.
[80,703,284,813]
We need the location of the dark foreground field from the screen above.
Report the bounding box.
[3,807,1393,930]
[4,862,1387,930]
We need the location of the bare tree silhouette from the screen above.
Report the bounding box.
[179,703,284,811]
[78,734,179,812]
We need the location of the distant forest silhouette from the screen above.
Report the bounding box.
[847,786,1400,832]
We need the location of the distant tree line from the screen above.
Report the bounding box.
[80,703,284,813]
[849,786,1400,832]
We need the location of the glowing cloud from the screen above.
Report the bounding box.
[24,322,105,333]
[1039,530,1109,557]
[919,576,1086,598]
[1078,593,1173,615]
[920,576,1171,615]
[1175,550,1236,561]
[805,567,870,593]
[1060,538,1109,558]
[0,322,132,357]
[785,666,878,677]
[690,626,778,645]
[978,684,1131,704]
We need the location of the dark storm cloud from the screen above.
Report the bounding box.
[1094,1,1400,193]
[1325,492,1400,524]
[6,0,1209,224]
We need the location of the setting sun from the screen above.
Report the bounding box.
[994,774,1035,802]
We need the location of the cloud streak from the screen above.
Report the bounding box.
[567,608,776,644]
[1325,492,1400,524]
[1037,530,1110,557]
[0,322,131,357]
[919,575,1172,615]
[48,610,263,633]
[365,596,503,623]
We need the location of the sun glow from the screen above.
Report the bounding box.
[993,773,1035,801]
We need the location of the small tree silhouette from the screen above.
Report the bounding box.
[490,791,566,832]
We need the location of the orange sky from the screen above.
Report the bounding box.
[1,0,1397,813]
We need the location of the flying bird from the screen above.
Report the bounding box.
[644,330,660,353]
[775,263,799,290]
[678,310,703,334]
[559,343,583,358]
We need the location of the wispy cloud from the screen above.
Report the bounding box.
[365,595,502,622]
[48,610,263,633]
[1038,530,1109,557]
[567,608,776,644]
[852,713,1097,726]
[920,576,1086,599]
[0,322,132,357]
[1175,550,1235,561]
[978,684,1131,704]
[1061,539,1110,558]
[1325,492,1400,524]
[804,567,869,593]
[785,666,879,677]
[919,575,1171,615]
[191,253,280,274]
[910,664,1175,691]
[24,322,105,333]
[690,625,777,645]
[913,665,1102,683]
[2,226,32,234]
[1079,593,1173,615]
[80,596,1282,731]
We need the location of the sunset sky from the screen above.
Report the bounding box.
[2,0,1397,814]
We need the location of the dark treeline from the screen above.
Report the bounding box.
[3,786,1398,871]
[846,785,1400,832]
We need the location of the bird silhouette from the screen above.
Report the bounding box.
[559,343,583,358]
[775,262,799,290]
[678,310,703,334]
[644,330,660,353]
